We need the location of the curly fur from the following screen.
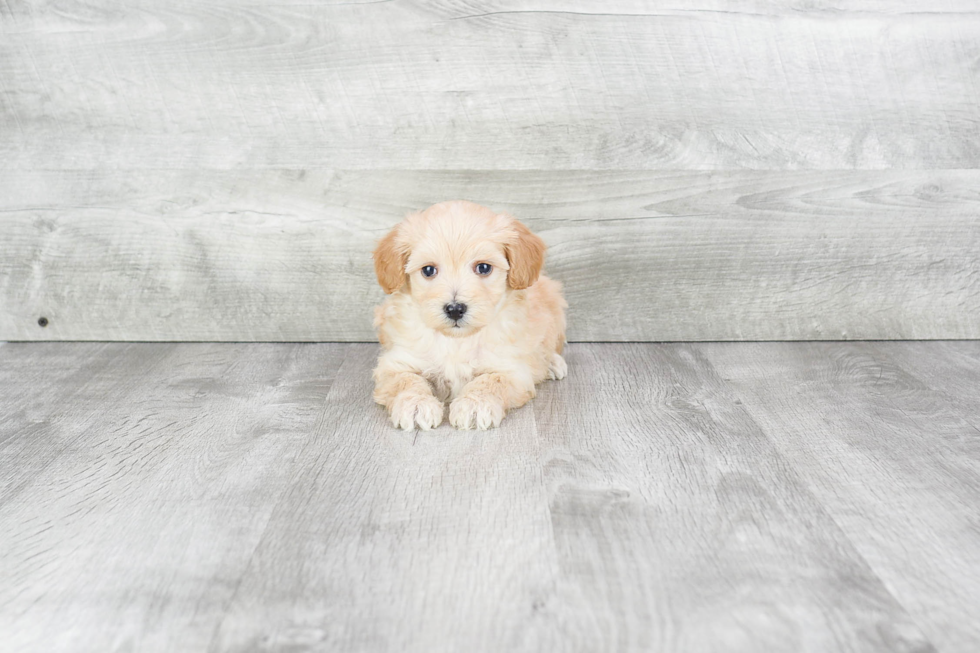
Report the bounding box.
[372,201,567,430]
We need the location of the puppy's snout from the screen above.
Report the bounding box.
[444,302,467,321]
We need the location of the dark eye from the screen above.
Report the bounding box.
[420,265,437,278]
[475,262,492,276]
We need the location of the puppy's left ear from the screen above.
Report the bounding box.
[504,218,546,290]
[373,225,408,294]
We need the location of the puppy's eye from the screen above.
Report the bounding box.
[421,265,438,278]
[475,262,492,276]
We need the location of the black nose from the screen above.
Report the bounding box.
[444,302,467,321]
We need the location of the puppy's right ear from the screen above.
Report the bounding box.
[373,225,408,294]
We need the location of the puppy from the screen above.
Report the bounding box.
[372,201,567,430]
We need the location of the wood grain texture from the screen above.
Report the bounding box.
[0,343,964,653]
[7,342,980,650]
[3,169,979,341]
[867,341,980,420]
[210,344,565,651]
[3,0,980,341]
[699,341,980,652]
[2,0,979,169]
[0,342,174,504]
[532,343,932,652]
[0,342,347,652]
[5,341,964,652]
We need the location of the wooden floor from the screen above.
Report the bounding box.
[1,342,979,653]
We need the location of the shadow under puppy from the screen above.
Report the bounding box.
[372,200,567,430]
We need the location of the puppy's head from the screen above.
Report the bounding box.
[373,201,546,337]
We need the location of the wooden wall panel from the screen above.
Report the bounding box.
[2,169,977,341]
[1,1,979,170]
[2,1,979,340]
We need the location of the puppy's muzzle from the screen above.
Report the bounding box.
[443,302,467,322]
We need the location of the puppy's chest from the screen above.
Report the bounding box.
[421,340,486,400]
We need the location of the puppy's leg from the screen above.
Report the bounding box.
[449,372,534,430]
[374,365,444,431]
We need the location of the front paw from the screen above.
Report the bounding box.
[548,353,567,380]
[449,394,506,430]
[390,391,445,430]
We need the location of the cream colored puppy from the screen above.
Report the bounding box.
[372,201,567,430]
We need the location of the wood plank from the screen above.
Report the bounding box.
[0,343,177,504]
[867,341,980,420]
[2,1,979,170]
[530,343,933,652]
[5,341,980,650]
[0,343,347,652]
[211,344,563,652]
[3,169,979,341]
[699,341,980,652]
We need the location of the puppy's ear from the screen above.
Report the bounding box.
[504,219,546,290]
[373,225,408,294]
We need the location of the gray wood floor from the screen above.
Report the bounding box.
[1,341,978,652]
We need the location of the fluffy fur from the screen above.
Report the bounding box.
[372,200,567,430]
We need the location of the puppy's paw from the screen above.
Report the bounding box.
[390,391,445,430]
[449,394,506,430]
[547,353,567,380]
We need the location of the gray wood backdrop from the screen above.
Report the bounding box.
[2,0,978,341]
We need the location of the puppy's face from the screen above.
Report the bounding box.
[374,201,545,338]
